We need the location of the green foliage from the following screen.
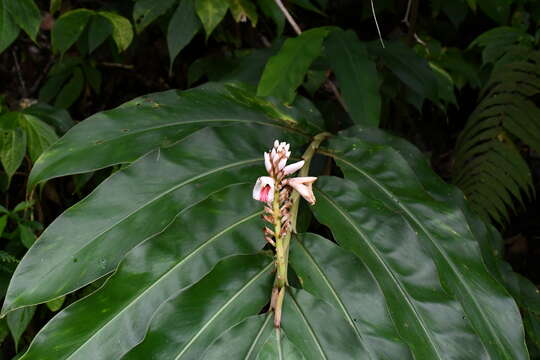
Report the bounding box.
[454,48,540,225]
[2,84,531,359]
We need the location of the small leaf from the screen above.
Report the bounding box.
[227,0,258,26]
[54,67,84,108]
[52,9,94,54]
[257,27,330,104]
[4,0,40,41]
[0,127,26,184]
[19,114,58,162]
[0,0,20,54]
[132,0,177,33]
[167,0,201,70]
[7,305,36,351]
[18,224,36,248]
[12,201,33,213]
[49,0,62,14]
[98,11,133,52]
[325,29,380,127]
[23,102,75,134]
[45,296,65,312]
[87,14,112,53]
[195,0,229,38]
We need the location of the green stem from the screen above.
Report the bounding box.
[272,132,331,326]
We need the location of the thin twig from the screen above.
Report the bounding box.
[273,0,302,35]
[12,49,28,98]
[371,0,385,48]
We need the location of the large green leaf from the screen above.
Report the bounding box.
[314,132,528,359]
[19,184,267,360]
[203,314,274,359]
[4,0,40,41]
[289,233,412,359]
[325,29,380,127]
[2,123,305,316]
[28,83,320,188]
[167,0,201,69]
[52,9,94,54]
[257,28,330,104]
[0,0,20,54]
[121,254,274,359]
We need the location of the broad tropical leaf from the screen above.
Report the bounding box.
[314,131,528,359]
[28,83,320,188]
[289,233,412,359]
[19,184,267,360]
[2,124,306,316]
[121,254,274,359]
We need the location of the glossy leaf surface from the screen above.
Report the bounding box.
[122,254,274,359]
[314,131,528,359]
[290,233,412,360]
[3,123,304,315]
[4,0,40,41]
[28,83,318,188]
[20,184,267,360]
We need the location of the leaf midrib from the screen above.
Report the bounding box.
[22,157,262,306]
[61,210,263,360]
[334,154,509,358]
[173,261,273,360]
[294,240,376,360]
[317,189,443,359]
[244,314,273,359]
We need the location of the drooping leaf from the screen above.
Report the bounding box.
[3,124,306,316]
[87,14,112,53]
[227,0,258,26]
[53,67,84,109]
[314,132,528,359]
[203,314,274,359]
[7,305,35,351]
[4,0,40,41]
[325,29,380,127]
[0,0,20,54]
[28,83,320,188]
[52,9,94,54]
[167,0,201,70]
[370,41,438,110]
[257,28,330,104]
[19,184,269,360]
[121,254,274,359]
[195,0,229,38]
[0,127,27,184]
[98,11,133,52]
[19,114,58,162]
[133,0,177,33]
[290,233,413,359]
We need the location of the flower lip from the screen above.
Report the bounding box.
[253,176,275,203]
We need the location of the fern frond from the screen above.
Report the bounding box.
[0,251,19,264]
[453,48,540,225]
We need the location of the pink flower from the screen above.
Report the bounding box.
[285,177,317,205]
[283,160,304,176]
[253,176,275,203]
